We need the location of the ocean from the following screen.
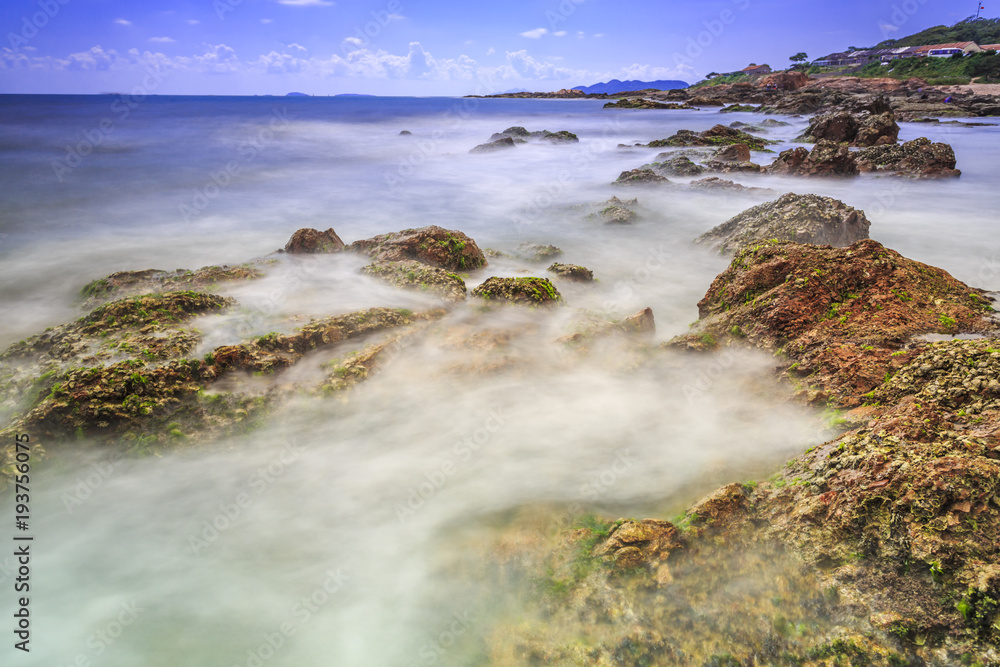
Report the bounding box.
[1,94,1000,665]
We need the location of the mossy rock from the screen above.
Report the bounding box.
[547,263,594,282]
[471,277,563,306]
[361,260,467,301]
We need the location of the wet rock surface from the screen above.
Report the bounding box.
[695,193,871,254]
[855,137,962,178]
[646,124,773,152]
[350,225,488,271]
[284,227,346,254]
[471,277,563,306]
[547,263,594,282]
[361,260,467,301]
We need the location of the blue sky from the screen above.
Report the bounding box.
[0,0,983,95]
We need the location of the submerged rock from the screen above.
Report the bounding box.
[613,169,671,186]
[647,124,772,151]
[654,155,704,177]
[471,277,563,306]
[588,196,640,224]
[80,265,262,305]
[688,177,774,195]
[547,263,594,282]
[767,139,860,177]
[284,228,345,254]
[695,193,871,254]
[361,260,467,301]
[470,137,516,153]
[621,307,655,334]
[604,98,696,110]
[855,137,961,178]
[517,243,563,262]
[350,225,487,271]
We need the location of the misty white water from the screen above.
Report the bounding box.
[1,95,999,665]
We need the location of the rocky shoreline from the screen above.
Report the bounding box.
[3,111,1000,665]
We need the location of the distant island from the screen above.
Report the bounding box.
[285,92,310,97]
[570,79,688,94]
[468,78,688,100]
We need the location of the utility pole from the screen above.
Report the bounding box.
[976,2,984,20]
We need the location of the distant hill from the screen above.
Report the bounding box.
[571,79,688,94]
[285,92,310,97]
[873,17,1000,49]
[502,88,531,94]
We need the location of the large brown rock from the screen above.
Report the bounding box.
[855,137,961,178]
[695,193,871,254]
[350,226,488,271]
[672,239,995,406]
[768,140,859,177]
[284,228,345,254]
[714,143,751,162]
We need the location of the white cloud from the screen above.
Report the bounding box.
[576,31,585,39]
[593,33,604,38]
[114,19,132,27]
[342,37,365,47]
[261,19,274,24]
[486,47,495,56]
[879,23,900,33]
[275,0,333,5]
[287,43,308,52]
[187,19,200,25]
[519,28,548,39]
[149,37,175,43]
[619,63,691,81]
[554,31,567,37]
[6,41,687,89]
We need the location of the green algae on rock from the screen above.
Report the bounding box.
[471,277,563,306]
[361,260,467,301]
[671,240,995,407]
[646,124,773,151]
[517,243,563,263]
[547,263,594,282]
[79,265,263,307]
[350,225,488,271]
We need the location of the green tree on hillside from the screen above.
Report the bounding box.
[789,52,809,62]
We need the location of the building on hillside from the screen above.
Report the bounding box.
[925,42,983,57]
[740,64,772,75]
[878,46,914,62]
[813,52,852,66]
[981,44,1000,51]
